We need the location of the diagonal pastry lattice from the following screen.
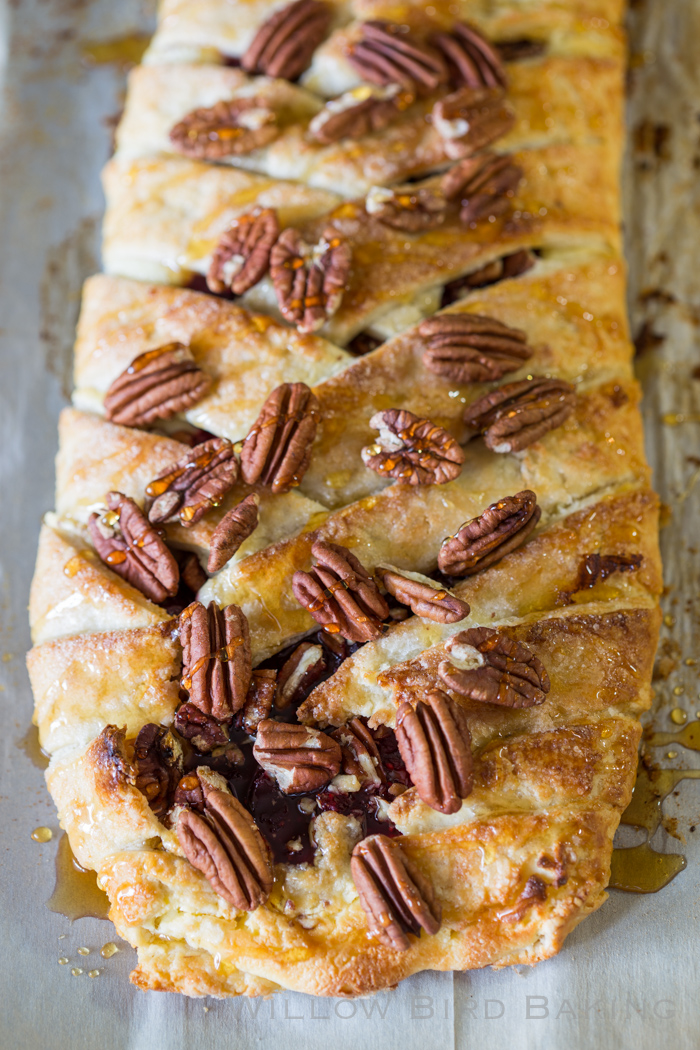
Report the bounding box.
[26,0,662,999]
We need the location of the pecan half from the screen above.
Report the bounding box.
[253,719,341,793]
[431,87,514,160]
[174,703,229,752]
[240,382,320,493]
[235,669,277,733]
[177,785,273,910]
[439,627,550,707]
[169,97,278,160]
[207,208,279,296]
[330,718,383,787]
[146,438,239,528]
[207,493,260,573]
[441,250,535,305]
[438,490,541,576]
[420,312,531,384]
[351,834,441,951]
[395,690,472,813]
[241,0,330,81]
[442,152,522,226]
[348,21,447,95]
[88,491,179,604]
[376,566,470,623]
[364,184,447,232]
[308,84,413,145]
[276,641,326,709]
[432,22,507,90]
[270,227,351,333]
[292,540,389,642]
[463,376,576,453]
[361,408,465,486]
[179,600,252,720]
[133,723,183,818]
[103,344,212,428]
[175,549,209,593]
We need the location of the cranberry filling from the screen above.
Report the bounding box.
[182,703,410,865]
[246,769,317,864]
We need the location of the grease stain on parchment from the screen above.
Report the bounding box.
[39,216,99,400]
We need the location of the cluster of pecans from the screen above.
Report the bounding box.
[206,209,352,335]
[91,302,572,954]
[95,371,322,593]
[87,4,575,952]
[365,149,524,235]
[125,582,549,948]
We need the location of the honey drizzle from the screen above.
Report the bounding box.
[145,443,223,499]
[47,833,110,921]
[181,637,245,689]
[610,764,700,893]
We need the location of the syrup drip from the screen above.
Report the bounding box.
[181,637,245,690]
[47,834,110,921]
[145,444,223,499]
[646,719,700,751]
[126,345,174,373]
[16,724,49,770]
[610,764,700,893]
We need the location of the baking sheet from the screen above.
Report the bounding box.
[1,1,699,1047]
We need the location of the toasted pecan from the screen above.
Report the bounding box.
[365,184,447,232]
[330,718,384,787]
[362,408,464,486]
[241,0,330,81]
[432,22,507,90]
[103,344,211,428]
[207,493,260,573]
[253,719,342,793]
[308,84,413,144]
[438,490,541,576]
[133,723,183,818]
[420,312,531,384]
[292,540,389,643]
[441,152,523,226]
[351,834,441,951]
[270,227,351,333]
[348,21,447,95]
[463,376,576,452]
[179,600,252,720]
[395,690,472,813]
[177,783,273,910]
[207,208,279,296]
[88,491,179,604]
[431,87,514,160]
[146,438,239,528]
[439,627,550,708]
[169,97,278,160]
[240,382,320,493]
[376,566,470,623]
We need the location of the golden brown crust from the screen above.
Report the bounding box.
[98,804,619,997]
[73,274,350,440]
[146,0,626,69]
[117,54,623,198]
[27,0,661,1001]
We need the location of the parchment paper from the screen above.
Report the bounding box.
[1,1,698,1047]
